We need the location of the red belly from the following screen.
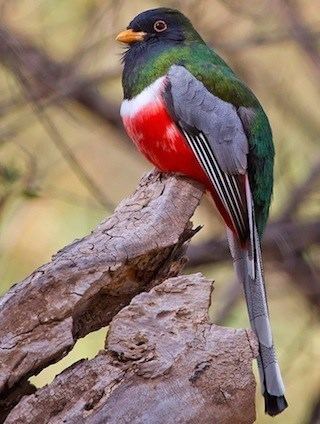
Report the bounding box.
[122,99,236,232]
[122,100,210,186]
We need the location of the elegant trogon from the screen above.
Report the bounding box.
[116,8,287,416]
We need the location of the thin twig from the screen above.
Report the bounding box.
[0,25,123,131]
[274,0,320,83]
[4,39,115,210]
[280,160,320,221]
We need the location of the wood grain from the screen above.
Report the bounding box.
[0,171,203,398]
[5,274,258,424]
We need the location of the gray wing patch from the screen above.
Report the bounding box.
[167,65,248,175]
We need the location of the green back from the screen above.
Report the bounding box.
[127,41,274,236]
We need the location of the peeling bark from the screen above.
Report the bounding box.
[0,171,258,423]
[5,274,258,424]
[0,171,203,398]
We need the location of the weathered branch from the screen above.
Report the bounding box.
[0,171,204,399]
[5,274,258,424]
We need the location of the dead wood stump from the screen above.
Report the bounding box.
[5,274,258,424]
[0,171,258,423]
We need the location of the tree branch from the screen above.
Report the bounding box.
[188,218,320,323]
[274,0,320,83]
[0,25,123,131]
[4,274,258,424]
[0,171,203,399]
[187,219,320,267]
[280,160,320,222]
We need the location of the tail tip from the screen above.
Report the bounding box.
[264,393,288,416]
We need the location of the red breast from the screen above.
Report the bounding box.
[120,77,237,233]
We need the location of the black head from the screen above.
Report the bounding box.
[116,8,201,46]
[117,9,203,99]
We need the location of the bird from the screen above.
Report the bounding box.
[116,7,288,416]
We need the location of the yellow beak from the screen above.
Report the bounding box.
[116,29,146,44]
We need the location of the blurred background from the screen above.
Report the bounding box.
[0,0,319,422]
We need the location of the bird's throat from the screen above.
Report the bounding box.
[122,44,190,99]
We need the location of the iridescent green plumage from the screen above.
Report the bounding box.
[124,37,274,236]
[119,9,287,416]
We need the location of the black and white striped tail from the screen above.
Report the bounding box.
[226,181,288,416]
[179,126,287,415]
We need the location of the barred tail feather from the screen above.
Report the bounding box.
[179,113,287,414]
[227,227,287,415]
[226,180,288,416]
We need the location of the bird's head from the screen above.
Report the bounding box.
[116,8,205,99]
[116,8,202,47]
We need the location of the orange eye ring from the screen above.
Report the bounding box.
[154,20,167,32]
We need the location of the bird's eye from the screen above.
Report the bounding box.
[154,20,167,32]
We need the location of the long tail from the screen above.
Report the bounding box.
[226,181,288,416]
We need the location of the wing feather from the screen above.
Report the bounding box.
[165,64,250,240]
[167,65,249,175]
[181,128,248,240]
